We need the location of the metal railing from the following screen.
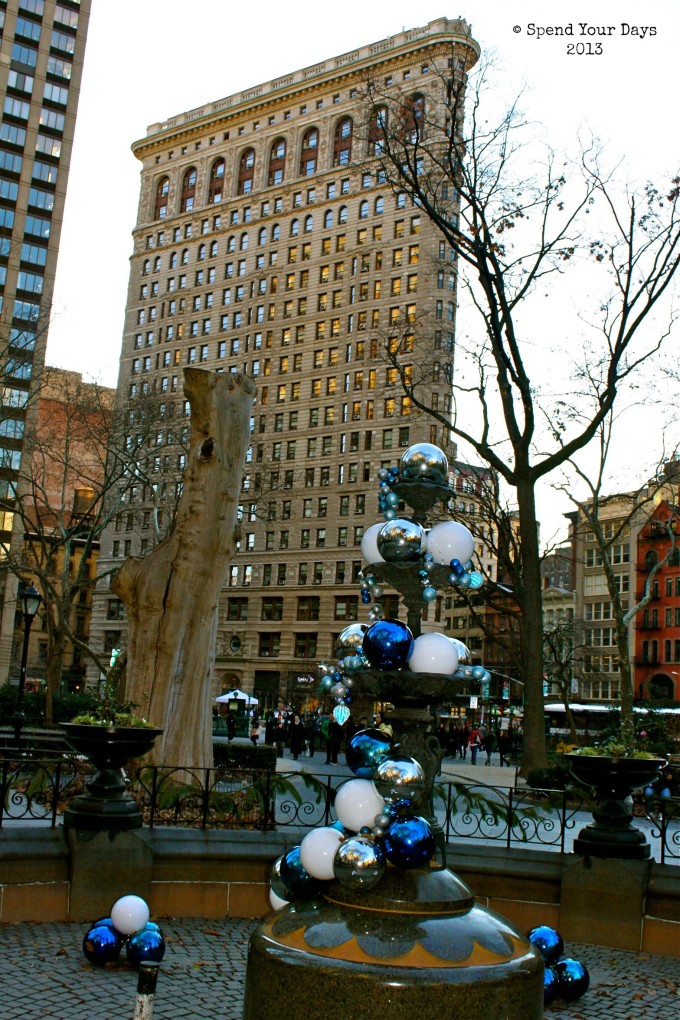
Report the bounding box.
[1,754,679,864]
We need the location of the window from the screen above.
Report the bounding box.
[238,147,255,194]
[259,632,281,657]
[368,105,388,155]
[335,596,359,620]
[261,596,284,621]
[153,176,169,219]
[333,117,353,166]
[227,597,248,621]
[404,92,426,142]
[263,137,286,186]
[208,158,225,203]
[297,596,320,621]
[299,127,318,176]
[180,167,197,212]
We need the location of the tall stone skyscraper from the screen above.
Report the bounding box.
[0,0,91,679]
[91,17,479,711]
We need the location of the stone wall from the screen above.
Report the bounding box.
[1,827,678,957]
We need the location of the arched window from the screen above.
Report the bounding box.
[374,196,384,215]
[238,148,255,195]
[169,251,178,269]
[404,93,426,143]
[227,235,236,253]
[258,227,267,246]
[338,205,348,224]
[304,214,313,233]
[290,218,299,237]
[181,248,189,265]
[271,223,280,242]
[333,117,353,167]
[359,200,369,219]
[154,176,169,219]
[142,259,150,276]
[268,138,286,186]
[324,209,333,229]
[208,157,225,203]
[240,231,249,251]
[197,243,206,261]
[368,106,388,155]
[153,255,161,272]
[209,240,218,258]
[299,128,318,176]
[180,167,197,212]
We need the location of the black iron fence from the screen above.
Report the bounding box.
[2,754,679,865]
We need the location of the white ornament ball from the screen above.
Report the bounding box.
[269,888,289,911]
[426,521,475,566]
[334,779,385,833]
[110,895,150,936]
[409,632,460,675]
[300,826,345,881]
[361,523,385,565]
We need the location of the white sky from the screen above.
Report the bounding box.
[44,0,679,541]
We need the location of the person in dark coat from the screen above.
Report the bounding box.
[274,717,287,758]
[498,729,512,767]
[226,714,236,743]
[483,730,495,766]
[327,717,343,764]
[289,715,306,761]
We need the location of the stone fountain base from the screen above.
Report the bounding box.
[243,865,544,1020]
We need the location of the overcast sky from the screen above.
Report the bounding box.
[43,0,678,540]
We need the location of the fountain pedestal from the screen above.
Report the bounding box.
[243,866,544,1020]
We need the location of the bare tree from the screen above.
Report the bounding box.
[113,369,255,769]
[360,58,680,771]
[2,368,180,721]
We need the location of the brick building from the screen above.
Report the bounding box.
[88,18,481,709]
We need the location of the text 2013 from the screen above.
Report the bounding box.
[567,42,603,55]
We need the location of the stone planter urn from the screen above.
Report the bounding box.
[60,722,162,832]
[565,752,666,859]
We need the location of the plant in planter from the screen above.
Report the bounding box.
[60,653,162,833]
[565,722,666,859]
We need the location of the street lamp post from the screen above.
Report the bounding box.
[12,583,42,745]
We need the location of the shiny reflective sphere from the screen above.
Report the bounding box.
[449,638,471,664]
[544,966,558,1006]
[372,755,426,809]
[399,443,449,484]
[363,619,414,670]
[553,958,590,1001]
[333,835,386,891]
[334,623,366,660]
[82,922,125,966]
[383,815,436,869]
[345,728,393,779]
[527,925,564,965]
[279,845,322,899]
[377,519,425,563]
[126,924,166,969]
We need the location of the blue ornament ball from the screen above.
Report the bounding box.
[83,922,125,966]
[543,966,558,1006]
[126,924,166,970]
[422,585,437,602]
[346,728,393,778]
[383,815,436,869]
[363,619,414,671]
[554,958,590,1001]
[527,925,564,966]
[279,845,322,898]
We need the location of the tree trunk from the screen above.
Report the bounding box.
[112,370,255,768]
[515,477,548,773]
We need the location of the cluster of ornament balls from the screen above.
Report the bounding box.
[359,442,485,614]
[527,925,590,1006]
[82,894,166,970]
[270,728,434,906]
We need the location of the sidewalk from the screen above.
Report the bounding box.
[1,916,677,1020]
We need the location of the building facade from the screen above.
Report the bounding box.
[0,0,91,678]
[89,18,480,709]
[634,499,680,703]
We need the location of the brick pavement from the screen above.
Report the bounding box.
[0,918,678,1020]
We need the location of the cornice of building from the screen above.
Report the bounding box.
[132,17,479,159]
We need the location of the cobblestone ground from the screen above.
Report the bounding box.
[0,919,678,1020]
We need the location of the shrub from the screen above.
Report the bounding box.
[213,741,277,771]
[526,762,572,791]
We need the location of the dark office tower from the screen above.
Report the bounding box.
[0,0,91,677]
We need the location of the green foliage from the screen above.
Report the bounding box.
[0,684,98,727]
